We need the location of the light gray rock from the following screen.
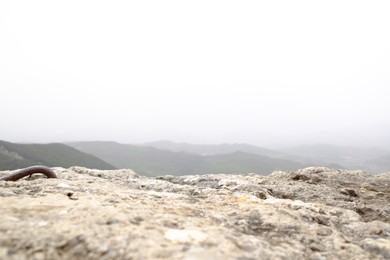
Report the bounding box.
[0,166,389,259]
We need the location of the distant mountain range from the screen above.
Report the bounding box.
[142,141,390,172]
[142,140,299,159]
[67,141,306,176]
[278,144,390,172]
[1,139,390,176]
[366,155,390,172]
[0,140,115,170]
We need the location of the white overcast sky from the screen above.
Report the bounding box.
[1,0,390,147]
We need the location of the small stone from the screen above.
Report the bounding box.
[57,183,71,188]
[370,227,383,235]
[0,190,16,197]
[253,190,268,199]
[164,229,207,243]
[317,227,332,236]
[184,247,223,260]
[66,192,78,200]
[58,209,68,215]
[340,188,358,197]
[313,216,330,226]
[310,242,326,252]
[248,210,262,226]
[308,252,328,260]
[362,238,390,259]
[38,221,49,227]
[130,216,144,225]
[106,218,121,225]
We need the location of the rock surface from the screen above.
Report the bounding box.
[0,166,389,259]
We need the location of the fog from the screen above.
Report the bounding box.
[1,1,390,148]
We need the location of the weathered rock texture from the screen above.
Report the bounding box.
[0,167,389,259]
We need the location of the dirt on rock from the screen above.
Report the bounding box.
[0,166,389,259]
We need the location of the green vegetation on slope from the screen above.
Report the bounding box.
[0,140,116,170]
[68,141,307,176]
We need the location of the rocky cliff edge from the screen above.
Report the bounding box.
[0,167,389,259]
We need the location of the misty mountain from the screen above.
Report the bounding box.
[2,139,388,176]
[279,144,390,172]
[200,151,306,174]
[141,140,347,168]
[0,140,115,170]
[365,155,390,172]
[141,140,300,160]
[67,141,307,176]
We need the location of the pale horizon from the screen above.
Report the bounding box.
[1,1,390,148]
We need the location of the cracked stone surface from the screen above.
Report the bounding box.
[0,166,389,259]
